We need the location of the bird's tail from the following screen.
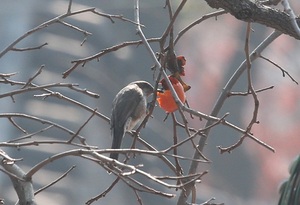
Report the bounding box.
[110,127,124,160]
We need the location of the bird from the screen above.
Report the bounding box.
[110,81,154,160]
[157,75,186,113]
[278,155,300,205]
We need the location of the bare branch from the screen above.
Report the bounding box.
[177,29,281,205]
[0,72,18,78]
[205,0,300,40]
[22,65,45,88]
[25,148,198,198]
[0,7,142,58]
[133,135,177,173]
[34,91,107,120]
[86,177,120,205]
[0,140,96,149]
[62,38,160,78]
[259,54,298,84]
[281,0,300,37]
[221,119,275,153]
[228,85,274,97]
[34,165,76,195]
[0,8,95,58]
[160,0,187,46]
[0,83,79,99]
[8,117,27,134]
[217,135,246,154]
[0,113,89,145]
[174,10,227,46]
[67,0,73,13]
[69,86,100,98]
[7,125,53,143]
[68,108,97,143]
[11,43,48,51]
[244,22,260,131]
[106,148,207,163]
[1,75,105,122]
[0,151,36,205]
[171,113,184,178]
[133,190,143,205]
[91,9,144,26]
[58,20,92,36]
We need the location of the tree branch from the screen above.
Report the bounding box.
[177,29,281,205]
[0,151,37,205]
[205,0,300,40]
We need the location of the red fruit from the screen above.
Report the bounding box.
[157,76,186,113]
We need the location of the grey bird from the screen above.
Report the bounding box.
[110,81,154,160]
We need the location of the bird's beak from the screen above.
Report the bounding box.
[156,89,164,93]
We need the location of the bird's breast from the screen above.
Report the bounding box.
[125,96,147,131]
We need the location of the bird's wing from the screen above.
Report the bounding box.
[111,85,142,130]
[278,155,300,205]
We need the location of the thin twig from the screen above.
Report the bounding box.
[58,20,92,36]
[0,113,89,146]
[105,148,207,163]
[22,65,45,88]
[155,171,207,181]
[68,108,97,143]
[8,117,27,134]
[7,125,53,143]
[0,7,142,59]
[0,140,96,149]
[34,165,76,195]
[11,43,48,51]
[132,135,177,173]
[0,83,79,99]
[91,9,144,26]
[116,172,175,197]
[171,113,184,181]
[67,0,72,13]
[0,72,18,78]
[228,85,274,97]
[86,178,120,205]
[63,38,160,78]
[69,86,100,98]
[160,0,188,47]
[165,113,230,161]
[245,22,260,131]
[0,76,105,120]
[259,54,298,84]
[26,148,196,194]
[133,189,143,205]
[34,90,106,120]
[174,10,227,45]
[0,150,22,164]
[0,8,96,58]
[217,135,246,154]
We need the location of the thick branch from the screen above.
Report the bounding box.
[205,0,300,40]
[0,152,36,205]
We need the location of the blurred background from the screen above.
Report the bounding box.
[0,0,300,204]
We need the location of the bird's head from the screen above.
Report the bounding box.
[130,81,154,97]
